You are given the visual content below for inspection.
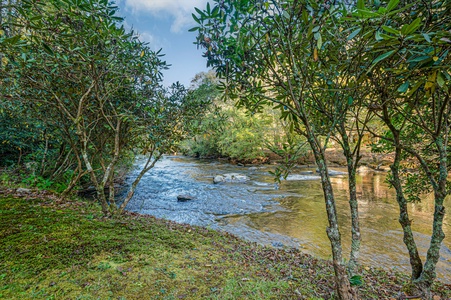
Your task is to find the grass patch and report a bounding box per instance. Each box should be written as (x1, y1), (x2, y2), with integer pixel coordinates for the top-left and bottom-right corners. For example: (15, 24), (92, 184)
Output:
(0, 192), (450, 299)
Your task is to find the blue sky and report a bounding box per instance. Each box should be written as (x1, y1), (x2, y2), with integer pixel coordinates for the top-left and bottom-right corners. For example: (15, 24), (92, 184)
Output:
(116, 0), (210, 87)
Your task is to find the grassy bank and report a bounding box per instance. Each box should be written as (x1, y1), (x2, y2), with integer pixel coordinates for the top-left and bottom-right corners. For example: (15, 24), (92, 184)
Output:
(1, 191), (450, 299)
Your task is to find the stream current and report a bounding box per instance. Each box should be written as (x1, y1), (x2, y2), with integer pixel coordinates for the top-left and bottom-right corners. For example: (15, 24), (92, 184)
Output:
(123, 155), (451, 283)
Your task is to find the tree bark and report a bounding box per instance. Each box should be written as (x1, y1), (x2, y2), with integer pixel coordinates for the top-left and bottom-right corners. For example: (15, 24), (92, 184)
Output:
(413, 138), (447, 297)
(390, 145), (423, 280)
(339, 124), (361, 273)
(308, 133), (357, 300)
(380, 103), (424, 280)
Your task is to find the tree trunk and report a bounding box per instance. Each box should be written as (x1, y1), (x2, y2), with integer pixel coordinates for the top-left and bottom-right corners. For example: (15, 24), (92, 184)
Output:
(309, 137), (357, 300)
(380, 104), (424, 280)
(61, 166), (85, 197)
(108, 168), (117, 213)
(39, 131), (49, 176)
(346, 159), (360, 273)
(413, 138), (447, 298)
(118, 152), (162, 214)
(80, 148), (109, 215)
(390, 145), (424, 280)
(339, 125), (361, 273)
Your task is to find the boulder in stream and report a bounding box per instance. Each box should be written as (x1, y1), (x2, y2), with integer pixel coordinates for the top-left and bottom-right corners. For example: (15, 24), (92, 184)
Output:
(213, 173), (250, 184)
(213, 175), (225, 184)
(177, 194), (195, 202)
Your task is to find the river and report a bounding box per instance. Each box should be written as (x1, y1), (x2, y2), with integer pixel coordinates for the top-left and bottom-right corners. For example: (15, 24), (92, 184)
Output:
(123, 155), (451, 283)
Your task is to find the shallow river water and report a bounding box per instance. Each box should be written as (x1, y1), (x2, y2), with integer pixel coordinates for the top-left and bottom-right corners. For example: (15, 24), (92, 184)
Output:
(123, 155), (451, 283)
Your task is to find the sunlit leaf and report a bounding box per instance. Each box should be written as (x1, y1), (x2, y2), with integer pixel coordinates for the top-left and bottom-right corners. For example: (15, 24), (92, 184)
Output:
(192, 13), (201, 24)
(357, 0), (365, 9)
(437, 73), (445, 87)
(397, 81), (409, 93)
(386, 0), (400, 12)
(347, 28), (361, 40)
(381, 25), (399, 35)
(316, 33), (323, 50)
(406, 81), (423, 96)
(372, 50), (395, 64)
(355, 9), (380, 17)
(402, 18), (421, 35)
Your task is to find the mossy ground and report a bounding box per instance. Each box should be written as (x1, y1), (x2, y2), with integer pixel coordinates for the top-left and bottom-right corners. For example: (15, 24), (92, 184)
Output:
(0, 190), (450, 299)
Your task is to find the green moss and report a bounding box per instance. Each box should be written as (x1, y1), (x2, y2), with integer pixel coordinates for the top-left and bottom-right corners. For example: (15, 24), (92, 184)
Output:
(0, 195), (450, 299)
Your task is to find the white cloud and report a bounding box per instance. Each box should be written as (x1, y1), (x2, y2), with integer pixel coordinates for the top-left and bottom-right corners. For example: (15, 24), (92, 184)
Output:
(123, 0), (209, 32)
(122, 19), (167, 51)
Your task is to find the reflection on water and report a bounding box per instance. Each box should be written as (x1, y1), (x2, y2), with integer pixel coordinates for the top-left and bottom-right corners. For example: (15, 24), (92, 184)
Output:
(123, 156), (451, 283)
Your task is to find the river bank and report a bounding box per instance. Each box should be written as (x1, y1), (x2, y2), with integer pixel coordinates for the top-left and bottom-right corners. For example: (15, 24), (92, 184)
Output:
(224, 147), (394, 172)
(1, 190), (450, 299)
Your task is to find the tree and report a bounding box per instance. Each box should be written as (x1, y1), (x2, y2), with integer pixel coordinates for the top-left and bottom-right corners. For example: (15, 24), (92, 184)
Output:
(0, 0), (208, 215)
(353, 0), (450, 297)
(191, 1), (373, 298)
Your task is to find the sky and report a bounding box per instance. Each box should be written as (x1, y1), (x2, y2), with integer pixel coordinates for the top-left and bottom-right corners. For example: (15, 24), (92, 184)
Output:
(116, 0), (211, 87)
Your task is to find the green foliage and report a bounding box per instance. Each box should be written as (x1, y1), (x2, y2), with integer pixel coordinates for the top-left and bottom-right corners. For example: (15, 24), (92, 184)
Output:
(0, 172), (12, 185)
(21, 174), (53, 190)
(0, 101), (46, 166)
(349, 0), (451, 289)
(268, 135), (309, 183)
(0, 0), (208, 212)
(183, 72), (308, 162)
(216, 110), (268, 161)
(182, 104), (269, 161)
(349, 275), (363, 286)
(191, 0), (451, 293)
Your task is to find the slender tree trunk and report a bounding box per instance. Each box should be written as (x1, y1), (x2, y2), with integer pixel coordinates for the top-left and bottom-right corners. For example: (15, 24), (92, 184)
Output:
(118, 152), (162, 214)
(380, 103), (424, 280)
(389, 145), (423, 279)
(413, 138), (447, 297)
(307, 133), (356, 300)
(61, 164), (81, 197)
(108, 166), (117, 212)
(96, 121), (121, 214)
(339, 125), (361, 273)
(17, 147), (22, 165)
(39, 130), (49, 176)
(345, 156), (360, 272)
(81, 149), (109, 215)
(78, 131), (109, 215)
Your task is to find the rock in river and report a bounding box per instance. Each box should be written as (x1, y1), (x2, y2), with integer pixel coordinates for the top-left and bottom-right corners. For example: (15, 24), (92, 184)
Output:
(177, 194), (195, 202)
(213, 173), (250, 184)
(213, 175), (225, 184)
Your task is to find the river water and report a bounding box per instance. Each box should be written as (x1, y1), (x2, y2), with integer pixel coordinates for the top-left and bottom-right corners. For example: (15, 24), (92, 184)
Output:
(123, 155), (451, 283)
